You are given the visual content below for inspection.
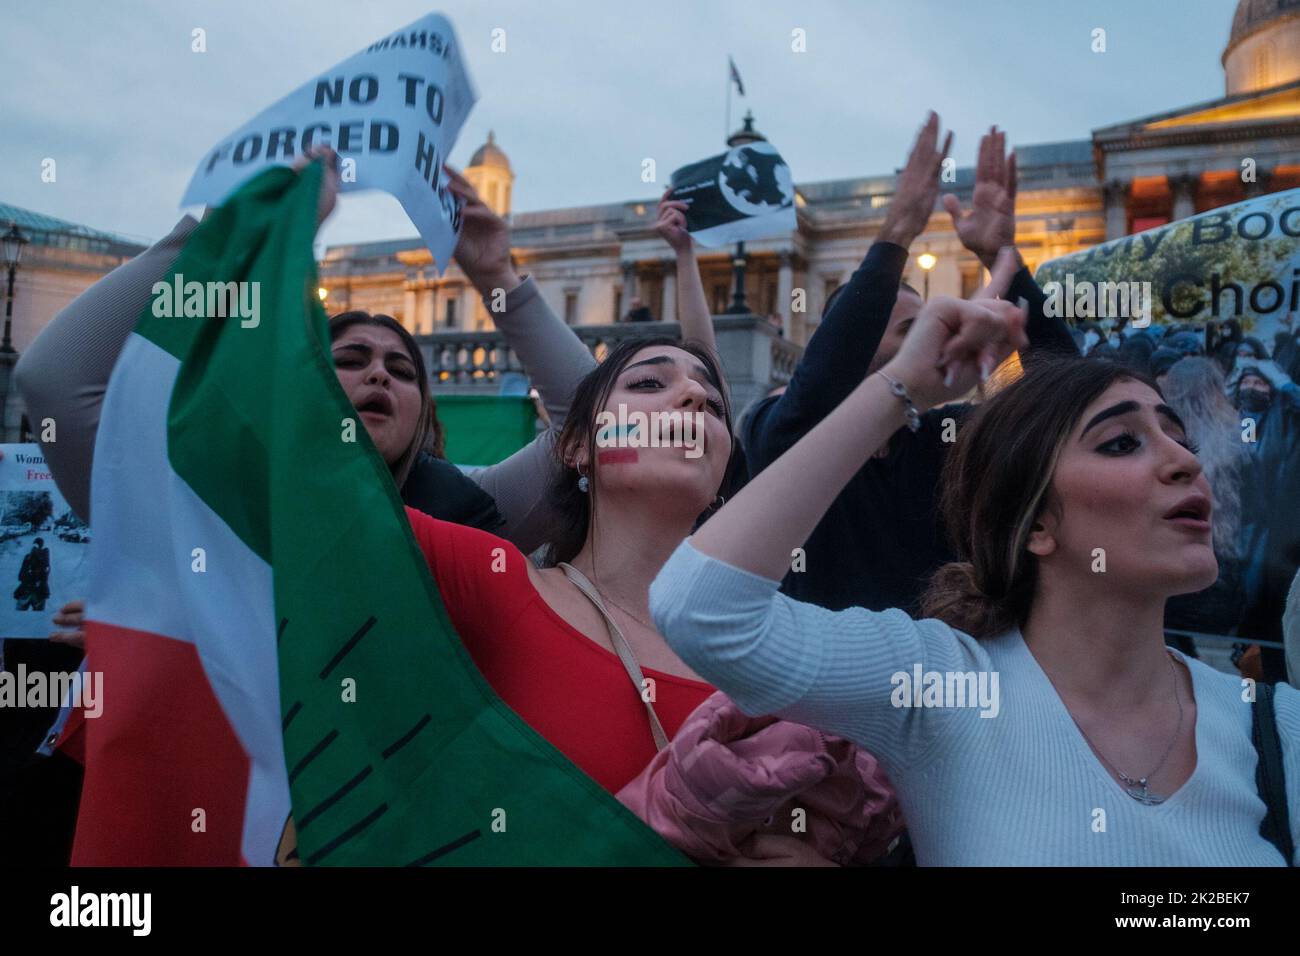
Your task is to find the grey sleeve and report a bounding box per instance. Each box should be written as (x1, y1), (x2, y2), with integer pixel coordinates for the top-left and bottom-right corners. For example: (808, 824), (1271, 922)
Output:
(489, 276), (596, 427)
(14, 215), (199, 521)
(462, 276), (597, 555)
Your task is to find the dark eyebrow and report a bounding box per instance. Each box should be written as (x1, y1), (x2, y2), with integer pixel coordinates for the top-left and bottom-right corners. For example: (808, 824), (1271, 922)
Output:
(623, 355), (674, 373)
(624, 354), (722, 394)
(1080, 400), (1187, 438)
(332, 342), (415, 365)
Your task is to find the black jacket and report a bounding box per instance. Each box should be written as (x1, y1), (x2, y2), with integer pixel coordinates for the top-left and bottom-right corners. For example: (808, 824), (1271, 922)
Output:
(401, 452), (506, 535)
(741, 241), (1075, 614)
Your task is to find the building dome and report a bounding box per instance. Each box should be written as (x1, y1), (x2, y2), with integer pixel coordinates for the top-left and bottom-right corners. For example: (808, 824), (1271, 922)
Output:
(468, 131), (511, 172)
(1223, 0), (1300, 94)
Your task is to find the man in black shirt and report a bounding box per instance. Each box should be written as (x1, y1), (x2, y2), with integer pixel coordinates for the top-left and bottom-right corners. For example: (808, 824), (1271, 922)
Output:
(742, 115), (1075, 614)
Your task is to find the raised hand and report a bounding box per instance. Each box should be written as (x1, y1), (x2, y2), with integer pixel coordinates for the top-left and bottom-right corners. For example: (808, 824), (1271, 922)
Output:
(879, 111), (953, 249)
(292, 146), (340, 227)
(943, 127), (1018, 270)
(444, 164), (521, 295)
(654, 188), (693, 255)
(882, 247), (1028, 409)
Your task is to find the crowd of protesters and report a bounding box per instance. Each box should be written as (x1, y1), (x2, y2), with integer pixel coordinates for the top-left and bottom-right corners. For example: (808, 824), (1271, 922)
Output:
(2, 112), (1298, 867)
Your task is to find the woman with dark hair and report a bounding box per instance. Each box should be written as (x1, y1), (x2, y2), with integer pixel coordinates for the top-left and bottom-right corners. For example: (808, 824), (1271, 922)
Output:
(651, 254), (1300, 865)
(325, 308), (503, 532)
(405, 334), (736, 791)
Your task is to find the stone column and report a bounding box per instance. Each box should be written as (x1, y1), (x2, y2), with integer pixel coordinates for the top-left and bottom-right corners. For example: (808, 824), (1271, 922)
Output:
(1102, 179), (1131, 240)
(426, 286), (441, 332)
(416, 287), (434, 334)
(776, 251), (795, 339)
(462, 284), (479, 331)
(620, 260), (637, 318)
(402, 288), (418, 332)
(1169, 173), (1198, 222)
(660, 260), (677, 324)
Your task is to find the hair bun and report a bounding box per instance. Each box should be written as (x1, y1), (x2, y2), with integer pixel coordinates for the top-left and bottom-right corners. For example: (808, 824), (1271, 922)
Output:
(920, 561), (1012, 640)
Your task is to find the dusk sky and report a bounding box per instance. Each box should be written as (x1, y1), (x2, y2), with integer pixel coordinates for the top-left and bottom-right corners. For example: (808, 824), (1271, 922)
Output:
(2, 0), (1241, 250)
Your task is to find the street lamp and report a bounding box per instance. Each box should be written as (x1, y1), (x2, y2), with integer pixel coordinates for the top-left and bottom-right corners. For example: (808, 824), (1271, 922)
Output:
(2, 222), (30, 354)
(725, 111), (765, 315)
(917, 251), (937, 301)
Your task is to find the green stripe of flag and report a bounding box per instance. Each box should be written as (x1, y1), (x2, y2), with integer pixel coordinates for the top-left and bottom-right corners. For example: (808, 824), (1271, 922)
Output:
(135, 165), (689, 865)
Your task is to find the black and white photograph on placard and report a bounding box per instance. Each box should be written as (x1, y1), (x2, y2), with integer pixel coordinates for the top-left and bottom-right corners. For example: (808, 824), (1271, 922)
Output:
(669, 141), (796, 247)
(0, 446), (90, 638)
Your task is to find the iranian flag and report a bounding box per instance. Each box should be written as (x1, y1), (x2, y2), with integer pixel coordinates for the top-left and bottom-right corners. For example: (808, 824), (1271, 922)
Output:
(73, 164), (687, 866)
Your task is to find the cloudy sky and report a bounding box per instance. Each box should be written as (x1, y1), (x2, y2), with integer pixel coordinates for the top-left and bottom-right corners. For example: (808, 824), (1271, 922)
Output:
(2, 0), (1240, 249)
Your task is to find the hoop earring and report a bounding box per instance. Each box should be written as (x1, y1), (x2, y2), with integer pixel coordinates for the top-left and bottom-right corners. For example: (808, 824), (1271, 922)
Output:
(710, 494), (726, 512)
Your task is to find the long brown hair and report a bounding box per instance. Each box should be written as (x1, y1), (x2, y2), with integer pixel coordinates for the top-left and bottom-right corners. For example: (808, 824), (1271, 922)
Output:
(545, 336), (738, 565)
(328, 311), (432, 490)
(920, 356), (1161, 639)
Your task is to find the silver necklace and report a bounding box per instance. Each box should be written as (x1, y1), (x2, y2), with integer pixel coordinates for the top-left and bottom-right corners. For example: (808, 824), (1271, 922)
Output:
(1070, 654), (1185, 806)
(568, 563), (656, 631)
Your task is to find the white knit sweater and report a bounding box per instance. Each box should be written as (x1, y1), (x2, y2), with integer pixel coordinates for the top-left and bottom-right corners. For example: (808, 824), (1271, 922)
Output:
(651, 539), (1300, 866)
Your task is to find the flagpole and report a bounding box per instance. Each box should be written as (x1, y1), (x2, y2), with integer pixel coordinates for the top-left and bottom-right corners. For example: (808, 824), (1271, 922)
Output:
(725, 59), (731, 142)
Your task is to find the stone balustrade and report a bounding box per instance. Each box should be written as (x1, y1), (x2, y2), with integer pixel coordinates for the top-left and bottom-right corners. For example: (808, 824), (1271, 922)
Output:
(419, 314), (802, 416)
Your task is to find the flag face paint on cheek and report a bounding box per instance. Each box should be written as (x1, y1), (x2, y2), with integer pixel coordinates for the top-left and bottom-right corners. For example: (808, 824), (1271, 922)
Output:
(598, 449), (639, 465)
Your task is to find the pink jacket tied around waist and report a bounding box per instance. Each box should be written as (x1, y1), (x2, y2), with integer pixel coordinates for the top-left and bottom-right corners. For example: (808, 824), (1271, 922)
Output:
(618, 691), (904, 865)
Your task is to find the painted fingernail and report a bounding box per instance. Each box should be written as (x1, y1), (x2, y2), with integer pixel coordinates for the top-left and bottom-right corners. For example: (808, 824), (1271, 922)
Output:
(943, 367), (955, 388)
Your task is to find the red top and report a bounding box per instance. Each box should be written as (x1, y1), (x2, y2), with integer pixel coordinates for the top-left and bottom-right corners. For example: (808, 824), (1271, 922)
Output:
(406, 508), (715, 794)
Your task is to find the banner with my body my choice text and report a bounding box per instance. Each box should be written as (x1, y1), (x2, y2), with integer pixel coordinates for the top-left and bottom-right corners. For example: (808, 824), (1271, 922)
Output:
(181, 11), (476, 272)
(1036, 187), (1300, 343)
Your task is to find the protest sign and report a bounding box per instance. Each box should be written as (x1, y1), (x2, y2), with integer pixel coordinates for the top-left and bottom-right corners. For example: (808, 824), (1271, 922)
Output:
(1036, 187), (1300, 342)
(0, 445), (89, 638)
(669, 141), (796, 247)
(181, 12), (476, 271)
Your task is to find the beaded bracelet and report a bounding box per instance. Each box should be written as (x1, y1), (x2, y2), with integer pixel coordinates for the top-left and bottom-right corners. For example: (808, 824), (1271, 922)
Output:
(875, 370), (922, 432)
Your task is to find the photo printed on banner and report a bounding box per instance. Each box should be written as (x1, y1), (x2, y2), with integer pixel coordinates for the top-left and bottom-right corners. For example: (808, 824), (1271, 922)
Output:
(0, 445), (89, 638)
(669, 141), (796, 247)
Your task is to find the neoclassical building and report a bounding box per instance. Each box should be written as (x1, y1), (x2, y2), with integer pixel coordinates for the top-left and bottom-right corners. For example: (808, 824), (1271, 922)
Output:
(319, 0), (1300, 351)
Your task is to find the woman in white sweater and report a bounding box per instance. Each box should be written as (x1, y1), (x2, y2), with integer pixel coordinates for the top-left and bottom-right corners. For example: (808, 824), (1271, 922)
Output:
(651, 250), (1300, 865)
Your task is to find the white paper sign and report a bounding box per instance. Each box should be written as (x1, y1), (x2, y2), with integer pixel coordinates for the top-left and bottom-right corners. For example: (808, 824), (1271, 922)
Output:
(181, 12), (477, 271)
(0, 445), (90, 639)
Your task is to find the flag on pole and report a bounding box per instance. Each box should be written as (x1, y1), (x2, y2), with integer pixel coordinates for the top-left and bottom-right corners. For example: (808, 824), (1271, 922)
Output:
(728, 56), (746, 96)
(71, 164), (689, 867)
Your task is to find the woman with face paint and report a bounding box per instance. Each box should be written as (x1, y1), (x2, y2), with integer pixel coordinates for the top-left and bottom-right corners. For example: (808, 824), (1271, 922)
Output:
(404, 334), (737, 793)
(651, 251), (1300, 865)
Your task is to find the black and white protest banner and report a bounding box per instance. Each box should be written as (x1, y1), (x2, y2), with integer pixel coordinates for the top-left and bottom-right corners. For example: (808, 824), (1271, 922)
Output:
(1036, 187), (1300, 341)
(0, 445), (89, 638)
(669, 141), (796, 247)
(181, 12), (476, 271)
